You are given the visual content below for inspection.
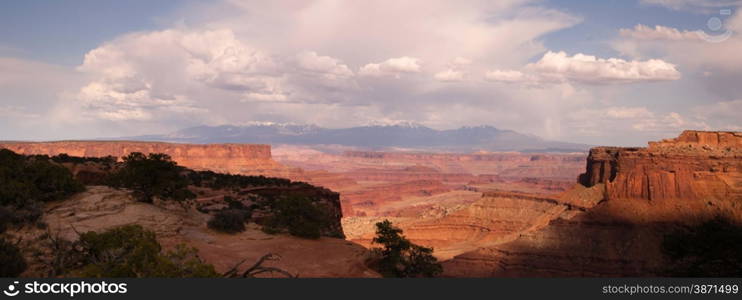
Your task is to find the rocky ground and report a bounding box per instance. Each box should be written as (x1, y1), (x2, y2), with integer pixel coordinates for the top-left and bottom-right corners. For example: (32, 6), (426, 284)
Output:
(11, 186), (378, 278)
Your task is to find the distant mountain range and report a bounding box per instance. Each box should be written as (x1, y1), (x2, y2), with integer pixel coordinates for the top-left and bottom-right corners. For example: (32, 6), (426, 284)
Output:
(118, 123), (590, 152)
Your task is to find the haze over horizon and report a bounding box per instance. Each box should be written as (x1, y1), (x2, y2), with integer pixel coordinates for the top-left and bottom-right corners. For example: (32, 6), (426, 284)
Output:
(1, 0), (741, 146)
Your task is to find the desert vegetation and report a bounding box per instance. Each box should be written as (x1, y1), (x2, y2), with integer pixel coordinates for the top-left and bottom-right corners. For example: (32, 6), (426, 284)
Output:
(0, 149), (84, 226)
(369, 220), (442, 277)
(50, 153), (117, 166)
(188, 170), (295, 190)
(0, 237), (27, 277)
(260, 195), (333, 239)
(106, 152), (195, 203)
(35, 224), (296, 278)
(0, 149), (85, 276)
(72, 225), (220, 277)
(208, 209), (250, 234)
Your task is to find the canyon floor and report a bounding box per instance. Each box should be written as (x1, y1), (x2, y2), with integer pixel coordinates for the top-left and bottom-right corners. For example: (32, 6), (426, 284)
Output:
(271, 146), (587, 261)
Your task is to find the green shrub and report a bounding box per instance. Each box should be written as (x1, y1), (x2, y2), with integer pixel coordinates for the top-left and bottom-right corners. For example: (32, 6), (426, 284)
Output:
(188, 171), (294, 190)
(207, 210), (249, 234)
(261, 196), (326, 239)
(107, 152), (194, 203)
(76, 225), (218, 278)
(51, 153), (117, 165)
(371, 220), (442, 278)
(0, 149), (84, 205)
(0, 149), (83, 227)
(0, 238), (27, 277)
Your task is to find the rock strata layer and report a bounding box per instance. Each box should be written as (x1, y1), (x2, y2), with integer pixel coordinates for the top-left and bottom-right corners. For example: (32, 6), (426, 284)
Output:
(444, 131), (742, 277)
(0, 141), (285, 176)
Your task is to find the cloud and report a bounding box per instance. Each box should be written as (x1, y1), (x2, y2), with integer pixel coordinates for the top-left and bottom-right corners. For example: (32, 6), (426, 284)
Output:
(0, 57), (89, 140)
(485, 69), (535, 83)
(619, 24), (703, 41)
(359, 56), (422, 77)
(613, 14), (742, 99)
(691, 99), (742, 130)
(434, 69), (464, 82)
(603, 106), (655, 119)
(9, 0), (723, 145)
(73, 28), (292, 121)
(561, 106), (714, 145)
(294, 51), (353, 80)
(640, 0), (742, 12)
(693, 98), (742, 119)
(451, 57), (472, 66)
(486, 51), (681, 85)
(0, 105), (41, 119)
(72, 0), (581, 139)
(631, 112), (711, 132)
(530, 51), (681, 84)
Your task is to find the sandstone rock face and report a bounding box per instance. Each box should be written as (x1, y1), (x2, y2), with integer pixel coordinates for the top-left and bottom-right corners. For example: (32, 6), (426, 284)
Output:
(395, 190), (585, 259)
(0, 141), (285, 176)
(345, 185), (605, 260)
(443, 131), (742, 277)
(343, 180), (451, 214)
(18, 186), (377, 278)
(579, 130), (742, 203)
(340, 151), (585, 179)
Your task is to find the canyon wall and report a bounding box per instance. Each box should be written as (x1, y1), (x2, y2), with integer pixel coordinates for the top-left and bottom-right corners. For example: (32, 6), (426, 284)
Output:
(443, 131), (742, 277)
(0, 141), (287, 176)
(274, 146), (586, 218)
(579, 130), (741, 206)
(341, 151), (585, 179)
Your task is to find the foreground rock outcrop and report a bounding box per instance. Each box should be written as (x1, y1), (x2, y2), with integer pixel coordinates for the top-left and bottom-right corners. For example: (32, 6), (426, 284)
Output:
(18, 186), (376, 278)
(443, 131), (742, 277)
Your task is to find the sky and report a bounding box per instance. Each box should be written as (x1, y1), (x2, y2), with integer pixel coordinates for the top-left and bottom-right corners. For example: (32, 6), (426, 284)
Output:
(1, 0), (741, 146)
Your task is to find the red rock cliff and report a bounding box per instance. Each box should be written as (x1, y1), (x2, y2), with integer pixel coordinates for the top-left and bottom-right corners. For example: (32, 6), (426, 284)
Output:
(443, 131), (742, 277)
(0, 141), (287, 176)
(579, 130), (742, 202)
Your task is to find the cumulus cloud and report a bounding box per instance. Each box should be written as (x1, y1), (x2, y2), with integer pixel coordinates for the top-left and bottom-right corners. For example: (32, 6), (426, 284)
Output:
(294, 51), (353, 79)
(74, 29), (281, 121)
(485, 69), (535, 83)
(530, 51), (681, 84)
(613, 13), (742, 100)
(7, 0), (724, 145)
(640, 0), (742, 12)
(486, 51), (681, 85)
(61, 0), (582, 139)
(71, 28), (367, 122)
(434, 69), (464, 82)
(359, 56), (422, 78)
(619, 24), (703, 41)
